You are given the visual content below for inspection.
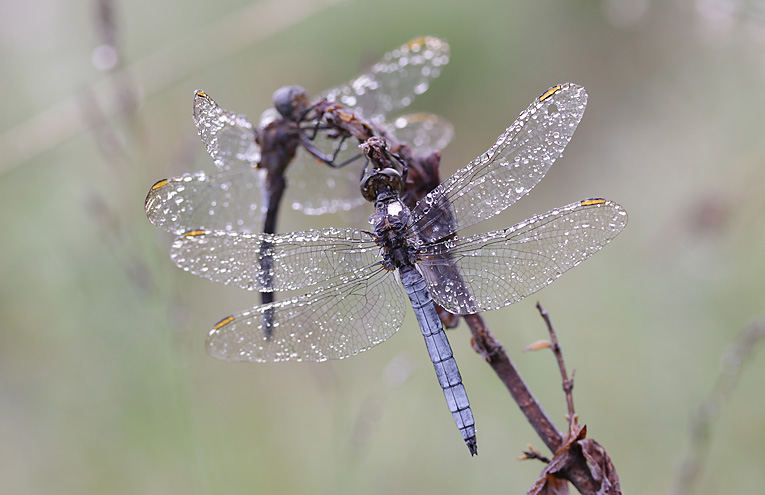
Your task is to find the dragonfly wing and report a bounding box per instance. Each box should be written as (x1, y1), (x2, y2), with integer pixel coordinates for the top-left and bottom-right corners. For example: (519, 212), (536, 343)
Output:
(145, 90), (265, 234)
(283, 36), (451, 216)
(384, 112), (454, 155)
(411, 83), (588, 243)
(171, 228), (380, 291)
(206, 266), (407, 362)
(193, 90), (260, 172)
(145, 167), (266, 234)
(283, 147), (368, 215)
(419, 199), (628, 314)
(322, 36), (450, 125)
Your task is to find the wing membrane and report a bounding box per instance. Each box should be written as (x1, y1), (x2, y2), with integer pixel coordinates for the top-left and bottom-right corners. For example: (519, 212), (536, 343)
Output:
(145, 168), (265, 234)
(206, 267), (406, 362)
(171, 228), (379, 292)
(411, 83), (588, 242)
(283, 149), (368, 215)
(145, 91), (265, 233)
(419, 199), (628, 314)
(322, 36), (450, 126)
(192, 90), (261, 172)
(288, 36), (452, 215)
(385, 112), (454, 155)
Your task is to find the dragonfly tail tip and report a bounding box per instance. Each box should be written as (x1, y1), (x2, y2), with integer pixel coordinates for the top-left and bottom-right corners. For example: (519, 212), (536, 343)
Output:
(468, 439), (478, 456)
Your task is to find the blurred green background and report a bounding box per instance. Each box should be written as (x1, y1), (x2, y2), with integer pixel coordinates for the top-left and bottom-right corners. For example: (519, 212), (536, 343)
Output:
(2, 0), (764, 493)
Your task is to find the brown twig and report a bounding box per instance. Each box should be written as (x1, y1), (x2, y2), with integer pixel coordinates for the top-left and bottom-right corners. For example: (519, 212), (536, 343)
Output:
(536, 302), (578, 441)
(465, 310), (622, 494)
(521, 445), (551, 464)
(464, 313), (564, 452)
(525, 305), (623, 495)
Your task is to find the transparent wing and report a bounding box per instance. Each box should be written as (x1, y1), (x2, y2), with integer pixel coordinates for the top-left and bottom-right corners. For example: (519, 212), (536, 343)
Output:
(283, 150), (368, 215)
(384, 112), (454, 155)
(293, 36), (449, 213)
(206, 266), (407, 362)
(285, 112), (453, 215)
(170, 228), (379, 291)
(419, 199), (628, 314)
(192, 90), (260, 172)
(322, 36), (450, 126)
(144, 168), (265, 234)
(145, 90), (265, 234)
(411, 83), (588, 243)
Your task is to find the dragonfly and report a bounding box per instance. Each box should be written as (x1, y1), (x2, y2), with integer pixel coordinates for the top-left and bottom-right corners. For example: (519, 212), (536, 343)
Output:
(169, 83), (628, 455)
(144, 35), (452, 237)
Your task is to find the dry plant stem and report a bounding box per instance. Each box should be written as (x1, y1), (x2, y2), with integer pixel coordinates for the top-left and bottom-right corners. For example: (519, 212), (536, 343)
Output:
(466, 310), (621, 494)
(463, 313), (563, 452)
(522, 446), (551, 464)
(536, 302), (578, 440)
(672, 316), (765, 495)
(0, 0), (343, 175)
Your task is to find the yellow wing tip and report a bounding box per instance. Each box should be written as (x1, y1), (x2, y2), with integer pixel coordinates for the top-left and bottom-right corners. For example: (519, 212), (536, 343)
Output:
(213, 315), (235, 331)
(182, 229), (208, 237)
(145, 179), (169, 208)
(581, 198), (607, 206)
(538, 84), (563, 101)
(406, 36), (445, 50)
(149, 178), (169, 191)
(407, 36), (428, 48)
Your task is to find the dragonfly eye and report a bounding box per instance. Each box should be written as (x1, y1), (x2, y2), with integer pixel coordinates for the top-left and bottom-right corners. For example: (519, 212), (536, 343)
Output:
(273, 85), (310, 121)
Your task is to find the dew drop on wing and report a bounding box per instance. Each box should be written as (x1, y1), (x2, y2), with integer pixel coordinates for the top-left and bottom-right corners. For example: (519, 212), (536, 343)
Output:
(414, 82), (429, 94)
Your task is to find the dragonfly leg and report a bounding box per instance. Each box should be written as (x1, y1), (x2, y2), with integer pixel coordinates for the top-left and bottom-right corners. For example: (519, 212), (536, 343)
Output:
(297, 133), (363, 168)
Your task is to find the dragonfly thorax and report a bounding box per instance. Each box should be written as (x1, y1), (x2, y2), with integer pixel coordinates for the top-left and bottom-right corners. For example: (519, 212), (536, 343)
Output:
(256, 118), (301, 176)
(370, 197), (418, 270)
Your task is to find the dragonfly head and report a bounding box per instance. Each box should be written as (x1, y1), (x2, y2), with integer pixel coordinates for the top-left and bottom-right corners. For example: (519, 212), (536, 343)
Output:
(273, 85), (311, 121)
(360, 167), (403, 202)
(360, 137), (405, 202)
